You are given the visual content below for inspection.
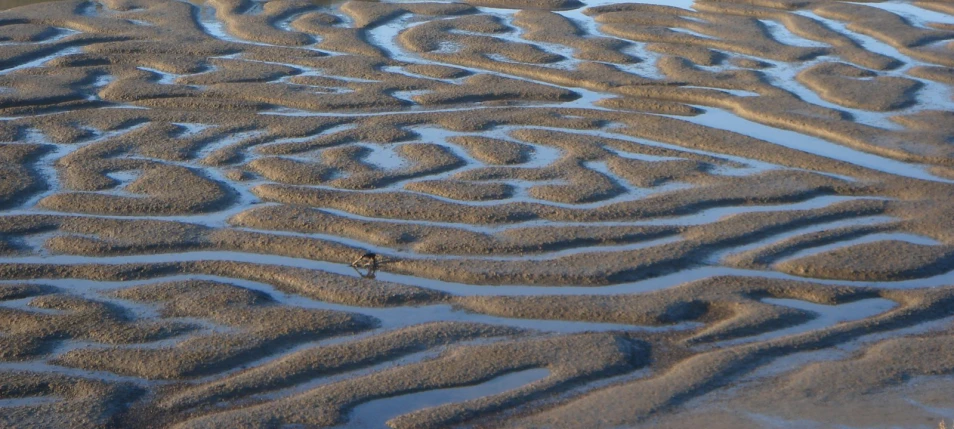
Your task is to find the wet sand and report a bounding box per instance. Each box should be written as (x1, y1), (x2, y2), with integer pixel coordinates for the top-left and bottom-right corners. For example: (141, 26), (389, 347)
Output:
(1, 0), (954, 428)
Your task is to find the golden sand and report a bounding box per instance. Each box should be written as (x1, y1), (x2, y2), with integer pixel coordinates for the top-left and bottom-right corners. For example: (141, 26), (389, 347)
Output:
(1, 0), (954, 427)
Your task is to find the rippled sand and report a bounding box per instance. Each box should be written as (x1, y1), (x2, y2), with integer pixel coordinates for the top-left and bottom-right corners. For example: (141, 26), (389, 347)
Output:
(1, 0), (954, 427)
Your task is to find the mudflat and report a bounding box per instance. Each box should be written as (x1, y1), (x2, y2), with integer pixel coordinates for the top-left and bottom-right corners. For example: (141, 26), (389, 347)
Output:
(1, 0), (954, 428)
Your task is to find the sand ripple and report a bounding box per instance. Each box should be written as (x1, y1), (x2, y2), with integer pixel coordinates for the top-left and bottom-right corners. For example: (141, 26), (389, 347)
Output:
(1, 0), (954, 427)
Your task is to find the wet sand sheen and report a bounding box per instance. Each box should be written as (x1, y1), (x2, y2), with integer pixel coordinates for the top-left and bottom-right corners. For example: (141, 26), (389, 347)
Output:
(0, 0), (61, 10)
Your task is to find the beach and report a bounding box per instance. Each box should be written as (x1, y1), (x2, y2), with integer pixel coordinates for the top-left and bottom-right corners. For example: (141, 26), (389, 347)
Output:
(1, 0), (954, 427)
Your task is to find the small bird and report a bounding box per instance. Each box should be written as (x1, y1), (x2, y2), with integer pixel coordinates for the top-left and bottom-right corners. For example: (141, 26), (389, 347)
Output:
(351, 252), (380, 279)
(351, 252), (378, 269)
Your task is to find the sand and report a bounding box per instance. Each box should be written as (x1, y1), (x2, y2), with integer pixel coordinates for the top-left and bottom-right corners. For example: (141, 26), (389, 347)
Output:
(0, 0), (953, 428)
(0, 143), (47, 209)
(797, 61), (922, 111)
